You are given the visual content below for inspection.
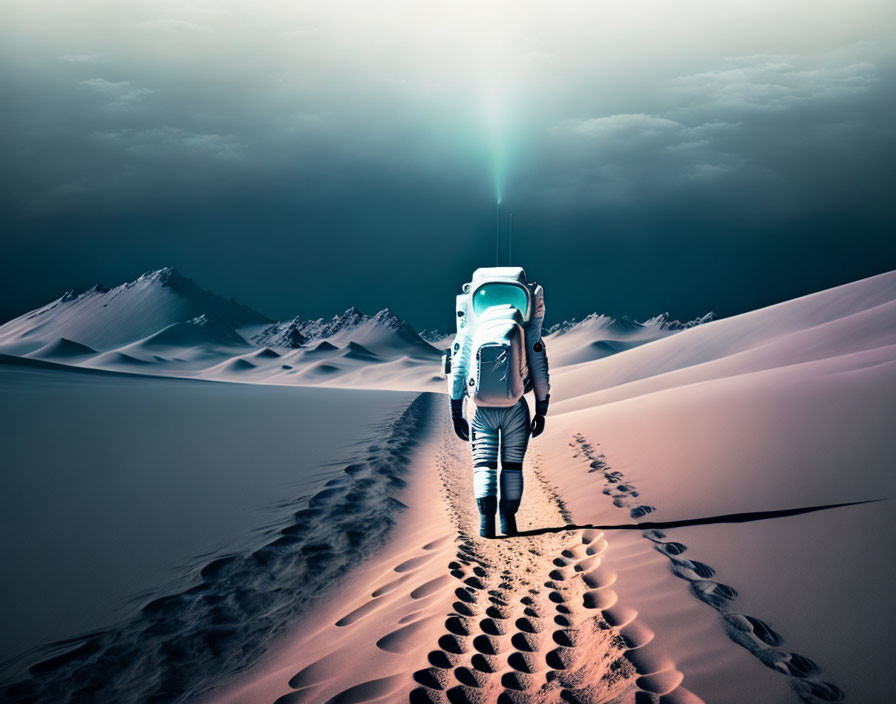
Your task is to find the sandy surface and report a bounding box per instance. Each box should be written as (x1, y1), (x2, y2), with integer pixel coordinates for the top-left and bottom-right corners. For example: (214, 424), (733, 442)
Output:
(212, 404), (704, 704)
(1, 270), (893, 703)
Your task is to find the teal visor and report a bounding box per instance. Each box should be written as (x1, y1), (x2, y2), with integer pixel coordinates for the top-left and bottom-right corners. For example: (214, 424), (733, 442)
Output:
(472, 283), (530, 319)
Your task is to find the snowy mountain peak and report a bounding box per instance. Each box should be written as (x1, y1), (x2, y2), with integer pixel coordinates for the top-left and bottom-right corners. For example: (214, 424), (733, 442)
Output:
(548, 311), (716, 336)
(371, 308), (411, 331)
(642, 311), (717, 330)
(248, 305), (437, 359)
(137, 266), (183, 286)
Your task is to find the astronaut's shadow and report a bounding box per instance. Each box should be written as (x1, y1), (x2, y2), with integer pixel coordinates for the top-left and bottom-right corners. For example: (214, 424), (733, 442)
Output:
(509, 498), (881, 538)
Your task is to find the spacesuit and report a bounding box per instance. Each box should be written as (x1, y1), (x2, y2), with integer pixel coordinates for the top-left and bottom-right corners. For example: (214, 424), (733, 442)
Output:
(447, 267), (551, 538)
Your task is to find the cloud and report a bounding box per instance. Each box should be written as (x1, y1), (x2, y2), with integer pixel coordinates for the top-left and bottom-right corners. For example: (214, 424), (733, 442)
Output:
(80, 78), (154, 107)
(554, 114), (682, 140)
(98, 127), (243, 159)
(59, 53), (102, 63)
(671, 55), (877, 112)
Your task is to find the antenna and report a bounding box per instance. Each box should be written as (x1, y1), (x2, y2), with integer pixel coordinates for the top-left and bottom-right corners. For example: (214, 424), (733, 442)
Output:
(509, 213), (513, 265)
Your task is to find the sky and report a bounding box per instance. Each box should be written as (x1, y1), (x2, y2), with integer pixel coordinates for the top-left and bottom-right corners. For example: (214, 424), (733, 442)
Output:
(1, 0), (894, 331)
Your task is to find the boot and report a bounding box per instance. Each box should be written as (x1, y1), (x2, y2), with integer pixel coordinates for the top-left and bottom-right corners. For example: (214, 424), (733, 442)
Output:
(477, 496), (497, 538)
(499, 500), (519, 536)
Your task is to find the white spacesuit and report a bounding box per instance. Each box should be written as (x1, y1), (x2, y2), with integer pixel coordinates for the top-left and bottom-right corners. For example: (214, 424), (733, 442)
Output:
(447, 267), (551, 538)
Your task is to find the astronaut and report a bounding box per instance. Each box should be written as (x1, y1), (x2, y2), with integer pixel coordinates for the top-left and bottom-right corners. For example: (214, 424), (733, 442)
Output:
(446, 267), (551, 538)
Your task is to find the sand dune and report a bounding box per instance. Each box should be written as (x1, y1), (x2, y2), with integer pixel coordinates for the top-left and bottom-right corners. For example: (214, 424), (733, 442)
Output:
(1, 270), (892, 702)
(26, 337), (98, 360)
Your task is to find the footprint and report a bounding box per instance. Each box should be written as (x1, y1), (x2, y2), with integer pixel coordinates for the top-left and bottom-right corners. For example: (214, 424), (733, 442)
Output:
(372, 573), (411, 598)
(288, 650), (345, 688)
(583, 529), (605, 543)
(454, 666), (486, 688)
(584, 539), (607, 556)
(552, 629), (576, 647)
(513, 616), (541, 634)
(636, 669), (684, 695)
(689, 580), (737, 609)
(413, 668), (448, 690)
(619, 622), (655, 649)
(445, 685), (478, 704)
(775, 651), (820, 678)
(670, 559), (715, 581)
(583, 588), (617, 610)
(791, 679), (845, 702)
(335, 599), (382, 627)
(428, 650), (455, 669)
(455, 588), (476, 604)
(546, 647), (574, 670)
(464, 576), (486, 590)
(740, 615), (782, 647)
(486, 605), (510, 620)
(472, 634), (503, 655)
(395, 553), (436, 573)
(624, 641), (674, 674)
(438, 634), (467, 655)
(445, 616), (470, 636)
(411, 686), (440, 703)
(655, 541), (687, 556)
(574, 556), (598, 572)
(470, 653), (498, 673)
(507, 651), (537, 673)
(582, 566), (616, 589)
(411, 575), (453, 599)
(562, 546), (586, 560)
(480, 617), (506, 636)
(652, 686), (705, 704)
(501, 671), (529, 691)
(510, 632), (537, 652)
(602, 605), (638, 628)
(452, 601), (475, 617)
(327, 675), (405, 703)
(376, 620), (430, 654)
(422, 535), (453, 550)
(630, 505), (655, 519)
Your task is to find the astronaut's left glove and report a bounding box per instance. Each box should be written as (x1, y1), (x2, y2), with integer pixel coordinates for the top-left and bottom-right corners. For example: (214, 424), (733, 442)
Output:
(450, 399), (470, 441)
(531, 395), (549, 438)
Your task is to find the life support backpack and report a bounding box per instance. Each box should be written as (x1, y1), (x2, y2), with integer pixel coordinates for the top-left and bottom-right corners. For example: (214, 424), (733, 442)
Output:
(468, 306), (528, 407)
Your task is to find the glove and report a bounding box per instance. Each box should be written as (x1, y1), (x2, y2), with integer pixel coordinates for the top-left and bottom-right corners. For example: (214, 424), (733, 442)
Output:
(450, 399), (469, 441)
(531, 395), (549, 438)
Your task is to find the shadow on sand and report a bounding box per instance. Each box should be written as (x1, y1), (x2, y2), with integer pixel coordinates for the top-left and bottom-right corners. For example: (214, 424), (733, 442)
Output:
(513, 498), (884, 538)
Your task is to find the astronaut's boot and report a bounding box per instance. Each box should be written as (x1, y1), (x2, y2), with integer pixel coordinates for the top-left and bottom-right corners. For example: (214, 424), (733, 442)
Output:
(499, 499), (520, 536)
(476, 496), (497, 538)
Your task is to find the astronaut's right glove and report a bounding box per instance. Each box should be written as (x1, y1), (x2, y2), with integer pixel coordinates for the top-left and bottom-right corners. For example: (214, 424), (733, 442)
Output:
(530, 395), (549, 438)
(450, 399), (470, 441)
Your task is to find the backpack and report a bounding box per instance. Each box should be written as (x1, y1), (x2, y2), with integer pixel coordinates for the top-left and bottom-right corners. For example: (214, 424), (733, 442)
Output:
(469, 305), (528, 407)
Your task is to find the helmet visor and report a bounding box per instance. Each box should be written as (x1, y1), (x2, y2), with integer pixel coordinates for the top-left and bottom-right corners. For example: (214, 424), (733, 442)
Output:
(472, 283), (530, 319)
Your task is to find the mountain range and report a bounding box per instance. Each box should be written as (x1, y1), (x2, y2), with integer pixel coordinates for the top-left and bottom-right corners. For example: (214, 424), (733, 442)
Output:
(0, 267), (715, 386)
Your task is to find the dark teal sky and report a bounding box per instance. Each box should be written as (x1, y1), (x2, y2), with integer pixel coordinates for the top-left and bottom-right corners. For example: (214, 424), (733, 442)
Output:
(1, 1), (894, 331)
